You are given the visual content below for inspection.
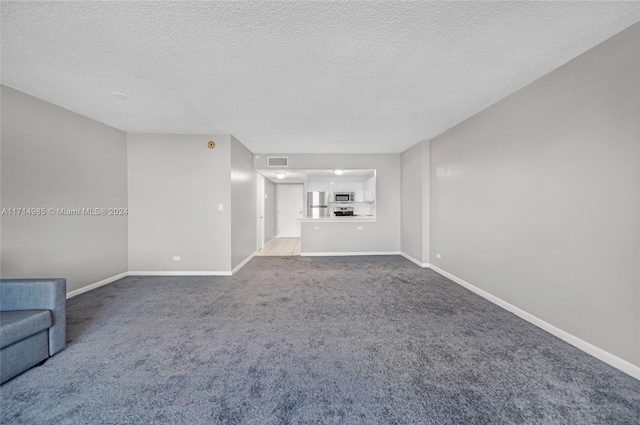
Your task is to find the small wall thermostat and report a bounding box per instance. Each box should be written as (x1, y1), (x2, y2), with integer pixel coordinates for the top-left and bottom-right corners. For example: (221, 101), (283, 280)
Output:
(208, 141), (216, 149)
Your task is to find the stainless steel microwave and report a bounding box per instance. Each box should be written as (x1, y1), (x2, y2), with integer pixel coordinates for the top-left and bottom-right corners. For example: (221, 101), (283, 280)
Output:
(334, 192), (355, 203)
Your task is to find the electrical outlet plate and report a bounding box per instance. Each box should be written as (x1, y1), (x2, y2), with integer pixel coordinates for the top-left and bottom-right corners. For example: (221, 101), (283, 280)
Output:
(173, 256), (181, 261)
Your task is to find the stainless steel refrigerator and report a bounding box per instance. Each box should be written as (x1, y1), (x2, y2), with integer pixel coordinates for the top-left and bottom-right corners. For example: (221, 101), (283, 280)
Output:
(307, 191), (328, 218)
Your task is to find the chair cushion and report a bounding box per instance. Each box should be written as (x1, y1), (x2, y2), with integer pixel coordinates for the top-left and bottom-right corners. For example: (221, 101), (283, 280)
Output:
(0, 310), (52, 349)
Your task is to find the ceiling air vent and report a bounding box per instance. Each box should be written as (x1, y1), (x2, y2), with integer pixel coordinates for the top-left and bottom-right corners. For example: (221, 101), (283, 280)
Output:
(268, 157), (289, 167)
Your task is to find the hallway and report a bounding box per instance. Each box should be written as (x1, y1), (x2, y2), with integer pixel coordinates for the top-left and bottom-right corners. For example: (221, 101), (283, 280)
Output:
(255, 237), (301, 256)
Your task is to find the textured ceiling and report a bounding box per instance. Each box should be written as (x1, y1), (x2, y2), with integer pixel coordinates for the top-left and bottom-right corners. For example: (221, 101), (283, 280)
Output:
(2, 2), (639, 154)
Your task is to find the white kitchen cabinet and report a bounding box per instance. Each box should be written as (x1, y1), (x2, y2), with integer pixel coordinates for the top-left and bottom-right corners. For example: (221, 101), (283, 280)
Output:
(363, 176), (376, 203)
(306, 171), (375, 205)
(308, 181), (329, 192)
(354, 182), (365, 202)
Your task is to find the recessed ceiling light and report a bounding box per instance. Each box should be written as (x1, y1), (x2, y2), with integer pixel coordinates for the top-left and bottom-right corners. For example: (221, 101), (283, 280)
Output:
(112, 91), (129, 100)
(275, 172), (287, 179)
(334, 169), (344, 175)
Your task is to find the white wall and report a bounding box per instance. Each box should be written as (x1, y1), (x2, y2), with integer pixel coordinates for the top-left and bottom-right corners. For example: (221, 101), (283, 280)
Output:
(127, 134), (232, 272)
(401, 140), (430, 264)
(1, 85), (128, 293)
(430, 23), (640, 367)
(264, 178), (276, 242)
(255, 154), (401, 253)
(230, 135), (257, 269)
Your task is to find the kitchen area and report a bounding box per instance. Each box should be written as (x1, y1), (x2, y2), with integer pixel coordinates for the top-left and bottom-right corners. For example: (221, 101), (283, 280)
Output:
(304, 169), (377, 220)
(255, 168), (378, 256)
(254, 168), (379, 255)
(254, 153), (401, 257)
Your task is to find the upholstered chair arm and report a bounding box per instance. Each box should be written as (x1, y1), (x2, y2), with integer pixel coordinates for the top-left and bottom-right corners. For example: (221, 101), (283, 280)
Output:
(0, 279), (66, 355)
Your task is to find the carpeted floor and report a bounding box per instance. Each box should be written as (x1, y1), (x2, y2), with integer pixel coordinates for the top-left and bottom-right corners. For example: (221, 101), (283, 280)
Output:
(1, 256), (639, 424)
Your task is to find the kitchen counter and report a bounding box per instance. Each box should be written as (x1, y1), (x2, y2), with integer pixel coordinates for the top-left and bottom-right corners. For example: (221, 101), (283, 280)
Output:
(299, 215), (377, 222)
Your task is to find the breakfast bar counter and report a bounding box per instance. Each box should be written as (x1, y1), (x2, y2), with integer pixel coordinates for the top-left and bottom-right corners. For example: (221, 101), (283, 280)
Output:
(299, 215), (377, 223)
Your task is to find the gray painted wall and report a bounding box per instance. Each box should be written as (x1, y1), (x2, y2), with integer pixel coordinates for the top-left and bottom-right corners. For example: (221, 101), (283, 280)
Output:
(264, 178), (276, 242)
(230, 136), (257, 269)
(401, 141), (430, 264)
(1, 85), (128, 293)
(254, 154), (401, 253)
(421, 141), (431, 265)
(430, 23), (640, 366)
(127, 134), (232, 272)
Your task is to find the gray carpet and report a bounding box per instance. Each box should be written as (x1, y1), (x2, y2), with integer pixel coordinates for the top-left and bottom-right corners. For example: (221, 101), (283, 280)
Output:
(1, 256), (639, 424)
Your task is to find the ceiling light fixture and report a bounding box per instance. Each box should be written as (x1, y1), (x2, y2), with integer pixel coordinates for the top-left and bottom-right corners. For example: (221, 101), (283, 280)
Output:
(334, 169), (344, 175)
(275, 172), (287, 179)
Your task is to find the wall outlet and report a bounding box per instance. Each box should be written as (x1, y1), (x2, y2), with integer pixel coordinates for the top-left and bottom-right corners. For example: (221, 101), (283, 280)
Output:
(173, 256), (181, 261)
(436, 253), (441, 259)
(357, 226), (363, 230)
(314, 226), (320, 230)
(218, 204), (224, 211)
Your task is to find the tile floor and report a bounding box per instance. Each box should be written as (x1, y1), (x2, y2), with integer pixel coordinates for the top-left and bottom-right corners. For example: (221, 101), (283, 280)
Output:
(255, 237), (301, 256)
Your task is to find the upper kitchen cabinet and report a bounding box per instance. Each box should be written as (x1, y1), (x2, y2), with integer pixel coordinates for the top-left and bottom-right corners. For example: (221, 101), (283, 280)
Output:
(306, 169), (376, 212)
(362, 175), (376, 203)
(307, 180), (330, 192)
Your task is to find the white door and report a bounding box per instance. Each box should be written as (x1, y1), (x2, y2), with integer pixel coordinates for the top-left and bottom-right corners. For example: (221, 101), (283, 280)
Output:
(277, 184), (303, 237)
(257, 174), (265, 250)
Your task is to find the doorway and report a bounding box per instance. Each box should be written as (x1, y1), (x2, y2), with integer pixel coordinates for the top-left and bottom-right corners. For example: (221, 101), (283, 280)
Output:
(277, 184), (303, 237)
(255, 237), (301, 256)
(256, 174), (265, 250)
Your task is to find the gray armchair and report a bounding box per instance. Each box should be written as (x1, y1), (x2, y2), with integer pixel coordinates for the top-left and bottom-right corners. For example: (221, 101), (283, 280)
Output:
(0, 278), (66, 384)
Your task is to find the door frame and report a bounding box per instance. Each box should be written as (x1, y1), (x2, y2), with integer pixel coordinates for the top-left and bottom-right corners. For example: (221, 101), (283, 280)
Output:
(256, 174), (265, 250)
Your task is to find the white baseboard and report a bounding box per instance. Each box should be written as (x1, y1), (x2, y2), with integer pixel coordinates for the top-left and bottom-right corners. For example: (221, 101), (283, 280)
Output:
(130, 253), (256, 277)
(301, 251), (401, 257)
(128, 271), (232, 276)
(68, 267), (241, 298)
(231, 252), (255, 275)
(66, 272), (129, 299)
(429, 264), (640, 380)
(400, 252), (430, 268)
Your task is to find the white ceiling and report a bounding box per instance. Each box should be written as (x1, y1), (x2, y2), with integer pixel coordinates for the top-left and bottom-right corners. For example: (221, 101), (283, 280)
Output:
(307, 170), (375, 178)
(258, 169), (308, 184)
(2, 2), (639, 154)
(257, 169), (375, 184)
